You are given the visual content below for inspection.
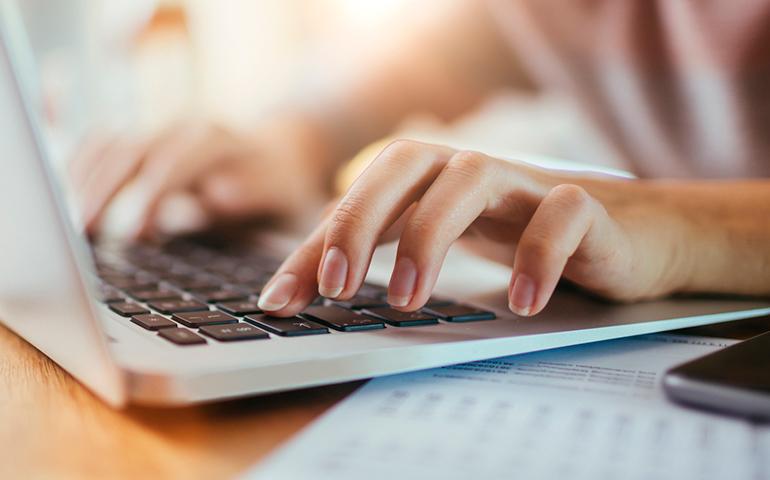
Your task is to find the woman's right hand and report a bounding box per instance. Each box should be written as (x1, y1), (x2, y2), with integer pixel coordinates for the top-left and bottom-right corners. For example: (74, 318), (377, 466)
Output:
(70, 117), (334, 239)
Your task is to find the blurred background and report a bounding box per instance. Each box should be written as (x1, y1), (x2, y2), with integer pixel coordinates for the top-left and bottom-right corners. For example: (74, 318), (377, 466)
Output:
(20, 0), (626, 175)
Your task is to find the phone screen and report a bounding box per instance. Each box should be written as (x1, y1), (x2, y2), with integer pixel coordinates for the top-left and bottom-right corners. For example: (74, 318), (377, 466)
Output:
(670, 332), (770, 394)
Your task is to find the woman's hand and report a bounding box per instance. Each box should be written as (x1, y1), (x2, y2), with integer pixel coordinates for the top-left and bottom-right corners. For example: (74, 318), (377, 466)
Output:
(257, 139), (694, 317)
(70, 117), (335, 238)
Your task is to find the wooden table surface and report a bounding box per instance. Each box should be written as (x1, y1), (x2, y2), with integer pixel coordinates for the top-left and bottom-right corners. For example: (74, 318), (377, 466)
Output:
(0, 323), (362, 479)
(4, 314), (769, 480)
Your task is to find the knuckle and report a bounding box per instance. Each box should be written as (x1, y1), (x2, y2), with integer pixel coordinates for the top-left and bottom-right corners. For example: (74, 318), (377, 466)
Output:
(520, 237), (562, 263)
(549, 184), (593, 211)
(446, 151), (491, 180)
(384, 138), (419, 153)
(404, 215), (440, 243)
(378, 139), (420, 167)
(329, 196), (370, 235)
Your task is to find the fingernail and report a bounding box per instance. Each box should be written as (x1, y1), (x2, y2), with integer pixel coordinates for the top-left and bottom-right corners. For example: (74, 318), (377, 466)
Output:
(319, 247), (348, 298)
(258, 273), (299, 311)
(388, 257), (417, 307)
(509, 273), (536, 316)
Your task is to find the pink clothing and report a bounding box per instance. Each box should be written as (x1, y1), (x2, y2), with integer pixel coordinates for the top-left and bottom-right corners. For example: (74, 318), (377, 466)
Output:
(488, 0), (770, 178)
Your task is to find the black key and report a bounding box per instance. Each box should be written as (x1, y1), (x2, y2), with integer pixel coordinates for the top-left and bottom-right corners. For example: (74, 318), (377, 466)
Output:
(240, 280), (268, 295)
(95, 265), (126, 277)
(164, 274), (222, 291)
(129, 288), (182, 302)
(149, 300), (209, 314)
(193, 288), (249, 303)
(108, 277), (158, 291)
(244, 315), (329, 337)
(362, 307), (439, 327)
(172, 310), (237, 328)
(216, 300), (262, 316)
(158, 328), (206, 345)
(332, 294), (389, 310)
(199, 323), (269, 342)
(425, 296), (453, 307)
(133, 256), (174, 272)
(228, 266), (269, 283)
(99, 273), (134, 285)
(357, 283), (388, 299)
(166, 262), (199, 276)
(131, 313), (177, 331)
(310, 296), (325, 306)
(97, 285), (123, 303)
(422, 304), (496, 323)
(109, 302), (150, 317)
(205, 257), (241, 275)
(302, 305), (385, 332)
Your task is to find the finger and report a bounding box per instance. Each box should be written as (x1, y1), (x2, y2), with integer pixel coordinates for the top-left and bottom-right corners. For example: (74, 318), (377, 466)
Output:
(128, 128), (238, 238)
(198, 171), (264, 217)
(257, 219), (328, 316)
(69, 133), (115, 193)
(316, 140), (454, 299)
(80, 139), (150, 233)
(387, 151), (501, 310)
(509, 184), (613, 316)
(260, 198), (420, 318)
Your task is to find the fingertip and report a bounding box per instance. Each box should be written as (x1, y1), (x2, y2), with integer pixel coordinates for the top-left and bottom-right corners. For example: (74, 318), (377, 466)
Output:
(259, 293), (313, 318)
(508, 272), (537, 317)
(387, 256), (417, 308)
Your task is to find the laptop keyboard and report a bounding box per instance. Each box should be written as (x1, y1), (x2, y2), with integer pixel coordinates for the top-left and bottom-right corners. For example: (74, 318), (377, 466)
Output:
(92, 241), (495, 347)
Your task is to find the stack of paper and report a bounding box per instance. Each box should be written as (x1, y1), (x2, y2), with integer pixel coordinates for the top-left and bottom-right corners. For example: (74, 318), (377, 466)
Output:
(247, 334), (770, 480)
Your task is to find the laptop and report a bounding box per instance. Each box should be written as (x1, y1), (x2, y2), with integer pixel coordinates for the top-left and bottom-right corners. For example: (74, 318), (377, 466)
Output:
(1, 1), (769, 408)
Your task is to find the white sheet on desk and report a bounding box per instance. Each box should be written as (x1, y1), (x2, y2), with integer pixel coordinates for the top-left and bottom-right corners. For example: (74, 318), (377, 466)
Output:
(246, 334), (770, 480)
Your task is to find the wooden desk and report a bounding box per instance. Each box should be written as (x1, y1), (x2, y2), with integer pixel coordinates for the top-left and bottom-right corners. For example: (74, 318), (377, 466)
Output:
(0, 324), (362, 479)
(5, 313), (769, 480)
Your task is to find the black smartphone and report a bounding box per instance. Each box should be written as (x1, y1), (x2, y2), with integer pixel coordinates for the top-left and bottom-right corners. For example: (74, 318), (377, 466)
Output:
(663, 332), (770, 420)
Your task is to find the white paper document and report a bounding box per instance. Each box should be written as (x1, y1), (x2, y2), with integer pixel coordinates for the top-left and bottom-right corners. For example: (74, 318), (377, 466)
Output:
(248, 334), (770, 480)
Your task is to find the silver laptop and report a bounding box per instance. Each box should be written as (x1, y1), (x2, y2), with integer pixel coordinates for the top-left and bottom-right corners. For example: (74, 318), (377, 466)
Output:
(1, 1), (769, 408)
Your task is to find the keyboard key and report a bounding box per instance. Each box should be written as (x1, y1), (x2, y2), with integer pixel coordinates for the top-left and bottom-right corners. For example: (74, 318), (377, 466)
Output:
(193, 288), (249, 303)
(158, 328), (206, 345)
(149, 300), (209, 314)
(107, 277), (158, 291)
(109, 302), (150, 317)
(129, 288), (182, 302)
(131, 314), (177, 331)
(422, 304), (496, 322)
(166, 262), (199, 276)
(199, 323), (269, 342)
(356, 283), (388, 299)
(172, 310), (237, 328)
(332, 294), (389, 310)
(95, 265), (127, 277)
(244, 315), (329, 337)
(425, 296), (453, 307)
(96, 285), (123, 303)
(362, 307), (439, 327)
(240, 280), (268, 295)
(302, 305), (385, 332)
(228, 266), (269, 283)
(216, 300), (262, 316)
(164, 274), (222, 291)
(98, 273), (134, 285)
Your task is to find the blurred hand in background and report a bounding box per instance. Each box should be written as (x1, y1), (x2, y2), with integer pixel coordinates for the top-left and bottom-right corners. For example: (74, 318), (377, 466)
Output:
(70, 116), (335, 238)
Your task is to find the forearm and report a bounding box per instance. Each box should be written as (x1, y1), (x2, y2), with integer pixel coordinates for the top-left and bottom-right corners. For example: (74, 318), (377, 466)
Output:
(650, 181), (770, 296)
(581, 177), (770, 297)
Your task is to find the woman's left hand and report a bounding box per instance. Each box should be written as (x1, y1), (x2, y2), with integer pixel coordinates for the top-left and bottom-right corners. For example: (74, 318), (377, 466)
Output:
(257, 140), (693, 317)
